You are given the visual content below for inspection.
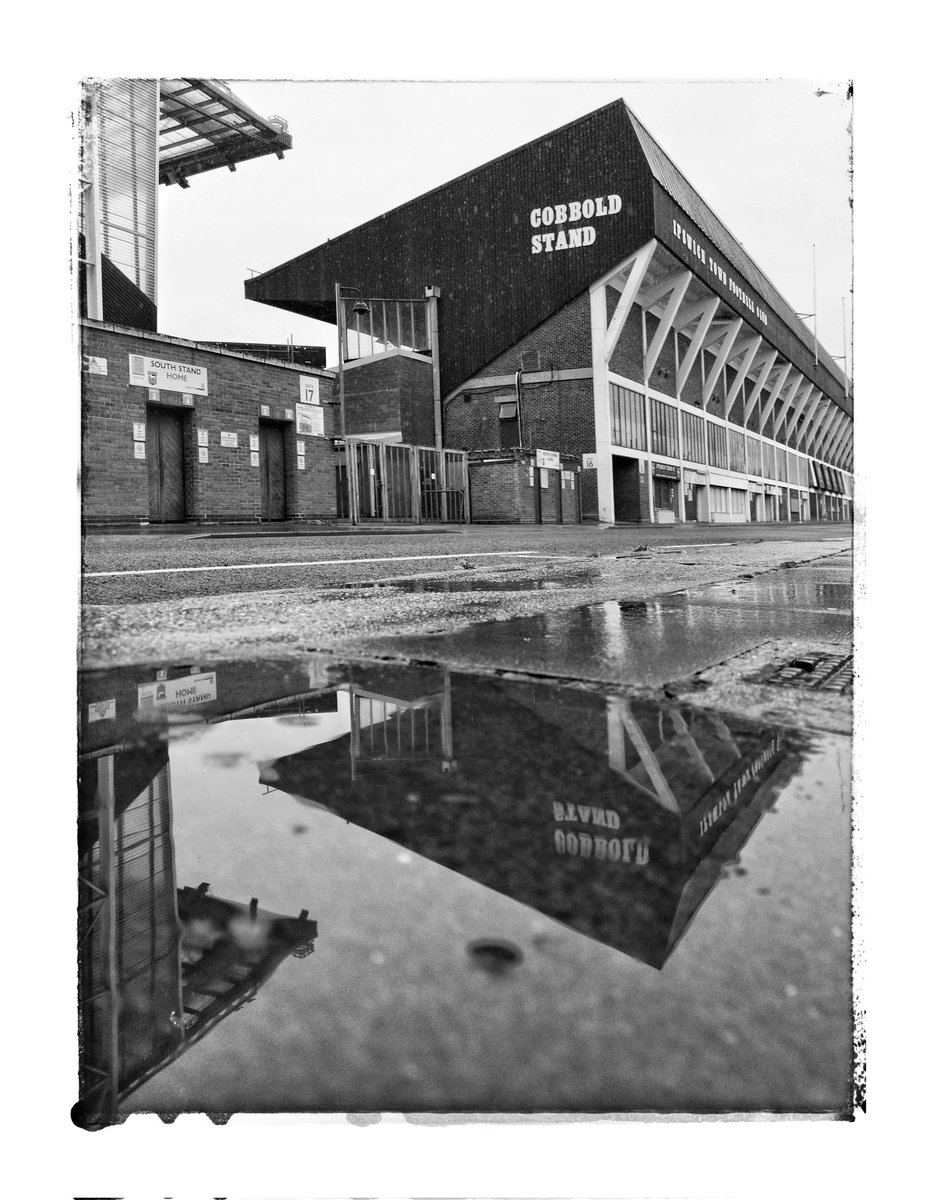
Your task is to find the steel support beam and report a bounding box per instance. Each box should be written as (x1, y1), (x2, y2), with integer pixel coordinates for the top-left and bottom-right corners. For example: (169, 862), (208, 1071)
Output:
(772, 374), (806, 443)
(826, 414), (851, 464)
(643, 270), (692, 379)
(725, 334), (762, 420)
(674, 295), (719, 396)
(758, 361), (793, 429)
(810, 405), (839, 456)
(776, 380), (813, 445)
(742, 348), (779, 424)
(813, 407), (844, 460)
(803, 403), (833, 456)
(794, 388), (823, 448)
(602, 241), (657, 365)
(702, 319), (742, 409)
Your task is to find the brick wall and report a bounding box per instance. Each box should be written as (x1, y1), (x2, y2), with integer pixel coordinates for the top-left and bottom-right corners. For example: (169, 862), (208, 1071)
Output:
(445, 294), (598, 517)
(397, 355), (437, 446)
(468, 450), (581, 524)
(608, 303), (644, 382)
(82, 322), (339, 525)
(470, 292), (593, 377)
(343, 353), (436, 446)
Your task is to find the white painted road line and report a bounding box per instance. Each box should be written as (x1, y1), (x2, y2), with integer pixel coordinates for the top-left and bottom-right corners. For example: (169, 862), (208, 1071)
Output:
(85, 550), (545, 579)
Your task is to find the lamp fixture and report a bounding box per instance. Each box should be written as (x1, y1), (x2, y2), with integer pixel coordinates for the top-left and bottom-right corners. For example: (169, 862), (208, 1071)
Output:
(339, 284), (370, 316)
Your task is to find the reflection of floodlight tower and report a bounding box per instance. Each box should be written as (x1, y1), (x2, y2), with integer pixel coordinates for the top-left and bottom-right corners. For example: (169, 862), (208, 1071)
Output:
(76, 743), (316, 1128)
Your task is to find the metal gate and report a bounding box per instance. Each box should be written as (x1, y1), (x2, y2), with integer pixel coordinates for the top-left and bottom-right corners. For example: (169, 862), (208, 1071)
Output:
(345, 438), (469, 525)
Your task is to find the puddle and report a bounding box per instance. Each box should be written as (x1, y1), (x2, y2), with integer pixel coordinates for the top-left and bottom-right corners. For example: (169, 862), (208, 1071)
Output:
(76, 657), (852, 1122)
(336, 570), (598, 595)
(379, 576), (853, 686)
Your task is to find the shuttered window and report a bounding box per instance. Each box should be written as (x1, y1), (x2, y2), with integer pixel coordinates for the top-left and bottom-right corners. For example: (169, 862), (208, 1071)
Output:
(747, 436), (762, 475)
(682, 410), (706, 464)
(729, 428), (747, 473)
(708, 422), (729, 469)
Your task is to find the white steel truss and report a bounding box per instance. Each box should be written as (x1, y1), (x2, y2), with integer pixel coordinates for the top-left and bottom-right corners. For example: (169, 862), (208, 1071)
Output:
(701, 318), (742, 409)
(758, 361), (793, 429)
(742, 348), (779, 424)
(601, 241), (658, 365)
(725, 334), (762, 415)
(771, 373), (806, 443)
(674, 296), (719, 396)
(643, 270), (692, 378)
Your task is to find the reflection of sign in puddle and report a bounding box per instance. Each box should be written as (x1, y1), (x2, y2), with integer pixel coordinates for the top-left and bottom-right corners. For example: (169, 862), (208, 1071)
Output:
(138, 671), (218, 710)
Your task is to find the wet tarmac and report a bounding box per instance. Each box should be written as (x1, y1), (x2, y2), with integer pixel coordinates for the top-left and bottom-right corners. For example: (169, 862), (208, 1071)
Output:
(334, 569), (599, 595)
(373, 564), (853, 687)
(76, 655), (853, 1122)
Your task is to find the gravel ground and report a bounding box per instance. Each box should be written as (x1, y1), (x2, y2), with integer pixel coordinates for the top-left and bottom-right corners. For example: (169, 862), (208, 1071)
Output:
(81, 531), (850, 668)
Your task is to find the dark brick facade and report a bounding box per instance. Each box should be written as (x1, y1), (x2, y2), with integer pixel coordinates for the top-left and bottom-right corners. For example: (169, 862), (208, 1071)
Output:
(343, 353), (436, 446)
(81, 322), (340, 525)
(445, 294), (599, 518)
(468, 449), (581, 524)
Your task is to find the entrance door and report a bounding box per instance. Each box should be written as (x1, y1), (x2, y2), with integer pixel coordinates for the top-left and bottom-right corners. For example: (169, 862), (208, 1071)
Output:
(147, 406), (186, 523)
(259, 421), (287, 521)
(612, 456), (641, 522)
(684, 481), (698, 521)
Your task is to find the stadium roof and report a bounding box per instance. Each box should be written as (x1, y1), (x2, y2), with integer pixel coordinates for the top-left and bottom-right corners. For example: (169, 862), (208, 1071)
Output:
(625, 107), (850, 398)
(159, 79), (292, 187)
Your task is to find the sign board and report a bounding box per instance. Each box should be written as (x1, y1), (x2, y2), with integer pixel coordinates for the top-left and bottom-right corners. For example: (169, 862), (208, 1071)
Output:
(582, 453), (597, 470)
(182, 394), (194, 407)
(296, 403), (324, 437)
(197, 428), (209, 447)
(133, 422), (146, 441)
(652, 462), (681, 480)
(296, 440), (305, 456)
(250, 451), (260, 467)
(198, 447), (209, 464)
(85, 356), (108, 375)
(540, 468), (549, 488)
(220, 431), (238, 448)
(88, 698), (116, 722)
(137, 671), (217, 711)
(133, 441), (145, 459)
(260, 404), (271, 417)
(297, 455), (306, 471)
(299, 375), (321, 405)
(284, 409), (294, 420)
(128, 354), (208, 394)
(249, 434), (260, 452)
(535, 449), (560, 470)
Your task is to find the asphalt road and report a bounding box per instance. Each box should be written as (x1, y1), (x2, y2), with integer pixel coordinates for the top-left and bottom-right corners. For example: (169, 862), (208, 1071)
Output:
(83, 521), (852, 602)
(81, 522), (852, 671)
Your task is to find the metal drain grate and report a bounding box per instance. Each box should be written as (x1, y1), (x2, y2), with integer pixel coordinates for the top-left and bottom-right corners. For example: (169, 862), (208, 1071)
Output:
(761, 652), (853, 694)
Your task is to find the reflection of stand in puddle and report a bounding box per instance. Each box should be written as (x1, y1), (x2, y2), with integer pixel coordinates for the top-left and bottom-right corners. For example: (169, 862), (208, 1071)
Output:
(76, 746), (316, 1127)
(345, 675), (455, 781)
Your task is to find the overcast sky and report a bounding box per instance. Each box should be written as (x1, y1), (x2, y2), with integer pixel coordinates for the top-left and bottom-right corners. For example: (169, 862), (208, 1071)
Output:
(157, 78), (853, 373)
